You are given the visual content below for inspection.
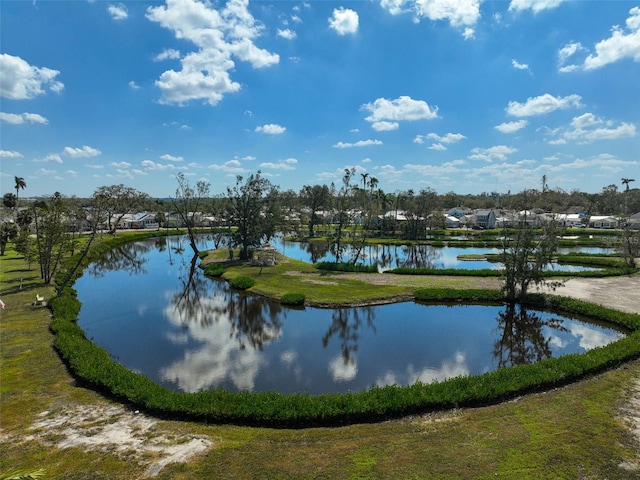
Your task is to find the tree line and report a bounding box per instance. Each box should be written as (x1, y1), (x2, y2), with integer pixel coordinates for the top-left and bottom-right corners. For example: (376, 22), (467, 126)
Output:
(1, 172), (638, 294)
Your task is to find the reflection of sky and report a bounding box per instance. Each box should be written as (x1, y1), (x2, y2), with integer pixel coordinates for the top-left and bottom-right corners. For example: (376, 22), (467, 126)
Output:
(75, 235), (626, 395)
(568, 322), (624, 350)
(161, 293), (268, 392)
(376, 352), (469, 388)
(275, 239), (607, 271)
(329, 354), (358, 382)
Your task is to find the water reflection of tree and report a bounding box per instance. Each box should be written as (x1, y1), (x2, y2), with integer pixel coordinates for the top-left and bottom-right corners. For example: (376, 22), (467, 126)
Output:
(494, 304), (567, 367)
(227, 294), (284, 350)
(171, 254), (220, 328)
(322, 307), (376, 364)
(399, 245), (441, 269)
(305, 240), (331, 264)
(171, 255), (283, 350)
(87, 241), (151, 277)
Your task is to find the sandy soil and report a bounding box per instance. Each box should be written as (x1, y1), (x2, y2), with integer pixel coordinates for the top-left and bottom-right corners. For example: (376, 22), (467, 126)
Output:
(537, 275), (640, 314)
(25, 404), (211, 477)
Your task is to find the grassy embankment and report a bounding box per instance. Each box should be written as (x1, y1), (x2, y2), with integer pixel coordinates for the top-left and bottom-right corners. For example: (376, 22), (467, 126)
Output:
(2, 234), (640, 478)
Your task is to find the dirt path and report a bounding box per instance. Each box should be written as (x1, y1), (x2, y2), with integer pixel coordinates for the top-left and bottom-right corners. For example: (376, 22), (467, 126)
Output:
(539, 275), (640, 314)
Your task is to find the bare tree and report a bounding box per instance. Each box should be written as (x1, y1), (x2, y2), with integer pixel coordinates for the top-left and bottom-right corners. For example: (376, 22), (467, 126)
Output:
(171, 173), (211, 254)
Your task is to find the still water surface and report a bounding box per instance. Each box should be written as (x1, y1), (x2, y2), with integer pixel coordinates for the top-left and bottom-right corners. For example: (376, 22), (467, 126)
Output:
(274, 238), (610, 271)
(75, 236), (623, 395)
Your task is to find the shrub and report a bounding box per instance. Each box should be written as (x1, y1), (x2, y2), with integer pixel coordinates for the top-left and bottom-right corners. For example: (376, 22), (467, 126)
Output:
(230, 275), (255, 290)
(414, 288), (503, 303)
(203, 263), (225, 277)
(281, 293), (305, 306)
(198, 250), (209, 259)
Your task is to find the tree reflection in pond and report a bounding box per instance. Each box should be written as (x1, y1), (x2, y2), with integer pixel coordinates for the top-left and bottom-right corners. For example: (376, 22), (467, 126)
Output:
(322, 307), (376, 370)
(170, 254), (283, 350)
(494, 304), (568, 368)
(86, 241), (151, 277)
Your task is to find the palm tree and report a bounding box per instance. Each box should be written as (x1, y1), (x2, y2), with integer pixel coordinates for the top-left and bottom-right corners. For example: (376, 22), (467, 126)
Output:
(621, 177), (635, 193)
(14, 176), (26, 202)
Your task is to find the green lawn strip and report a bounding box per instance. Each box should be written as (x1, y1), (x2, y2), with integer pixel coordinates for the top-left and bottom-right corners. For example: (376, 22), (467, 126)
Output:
(219, 257), (411, 306)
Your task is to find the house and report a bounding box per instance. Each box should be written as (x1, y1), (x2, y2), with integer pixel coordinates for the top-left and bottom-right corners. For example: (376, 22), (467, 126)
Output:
(555, 213), (586, 227)
(589, 216), (618, 229)
(444, 214), (461, 228)
(629, 212), (640, 230)
(446, 207), (473, 219)
(472, 209), (497, 229)
(118, 212), (159, 229)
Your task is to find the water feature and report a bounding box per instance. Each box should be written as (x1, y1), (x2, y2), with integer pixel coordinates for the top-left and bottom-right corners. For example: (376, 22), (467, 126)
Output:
(275, 238), (611, 271)
(74, 236), (624, 395)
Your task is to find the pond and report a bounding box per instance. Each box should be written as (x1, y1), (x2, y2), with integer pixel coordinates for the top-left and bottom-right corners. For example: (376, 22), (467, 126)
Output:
(74, 236), (625, 395)
(275, 238), (611, 271)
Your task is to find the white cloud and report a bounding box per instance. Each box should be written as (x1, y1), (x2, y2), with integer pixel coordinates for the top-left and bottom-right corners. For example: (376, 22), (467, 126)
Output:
(107, 3), (128, 21)
(462, 27), (475, 40)
(128, 80), (140, 89)
(371, 121), (399, 131)
(141, 160), (176, 171)
(558, 8), (640, 72)
(495, 120), (528, 133)
(506, 93), (582, 117)
(426, 132), (466, 144)
(154, 49), (181, 62)
(558, 113), (637, 143)
(277, 28), (297, 40)
(469, 145), (518, 162)
(39, 153), (62, 163)
(259, 158), (297, 170)
(380, 0), (481, 35)
(511, 59), (530, 71)
(255, 123), (286, 134)
(0, 112), (48, 124)
(62, 145), (102, 158)
(0, 150), (23, 158)
(160, 154), (184, 162)
(333, 139), (383, 148)
(328, 7), (359, 35)
(428, 143), (447, 151)
(361, 96), (438, 129)
(508, 0), (565, 14)
(557, 42), (584, 67)
(0, 54), (64, 100)
(583, 7), (640, 70)
(208, 159), (249, 174)
(146, 0), (279, 106)
(110, 161), (132, 168)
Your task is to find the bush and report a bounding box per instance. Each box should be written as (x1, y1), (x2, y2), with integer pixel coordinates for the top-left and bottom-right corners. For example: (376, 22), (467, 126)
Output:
(281, 293), (305, 306)
(198, 250), (209, 259)
(203, 263), (225, 277)
(414, 288), (503, 303)
(230, 275), (255, 290)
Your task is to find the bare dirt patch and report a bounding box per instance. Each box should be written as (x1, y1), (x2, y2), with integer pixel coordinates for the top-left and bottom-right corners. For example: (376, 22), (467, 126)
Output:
(24, 403), (211, 478)
(537, 275), (640, 314)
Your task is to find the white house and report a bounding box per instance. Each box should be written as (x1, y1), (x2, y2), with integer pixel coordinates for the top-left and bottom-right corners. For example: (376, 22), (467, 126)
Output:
(588, 216), (618, 229)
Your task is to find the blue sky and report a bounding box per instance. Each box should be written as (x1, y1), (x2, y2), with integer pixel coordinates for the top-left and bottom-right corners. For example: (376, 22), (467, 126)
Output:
(1, 0), (639, 199)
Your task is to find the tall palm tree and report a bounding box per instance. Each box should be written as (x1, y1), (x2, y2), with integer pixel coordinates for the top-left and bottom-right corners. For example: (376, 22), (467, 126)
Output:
(13, 176), (26, 221)
(14, 176), (26, 202)
(621, 177), (635, 193)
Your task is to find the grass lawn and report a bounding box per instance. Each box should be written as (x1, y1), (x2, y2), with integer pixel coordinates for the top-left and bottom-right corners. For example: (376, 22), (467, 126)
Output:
(2, 242), (639, 479)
